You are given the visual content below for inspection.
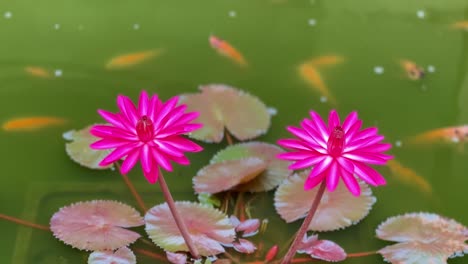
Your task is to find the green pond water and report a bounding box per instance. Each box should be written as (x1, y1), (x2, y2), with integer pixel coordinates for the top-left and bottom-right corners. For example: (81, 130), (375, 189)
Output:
(1, 0), (468, 263)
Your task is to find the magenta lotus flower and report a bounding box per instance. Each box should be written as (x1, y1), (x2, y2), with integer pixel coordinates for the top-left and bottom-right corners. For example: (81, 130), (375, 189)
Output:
(90, 91), (203, 183)
(277, 110), (392, 196)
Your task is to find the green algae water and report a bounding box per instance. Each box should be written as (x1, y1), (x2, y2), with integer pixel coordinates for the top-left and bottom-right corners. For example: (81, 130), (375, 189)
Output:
(1, 0), (468, 263)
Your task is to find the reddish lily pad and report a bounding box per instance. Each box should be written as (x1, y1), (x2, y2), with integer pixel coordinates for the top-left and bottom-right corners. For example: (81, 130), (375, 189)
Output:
(145, 201), (236, 256)
(179, 84), (272, 143)
(211, 142), (291, 192)
(63, 125), (113, 170)
(376, 212), (468, 264)
(50, 200), (144, 251)
(274, 170), (376, 231)
(193, 158), (267, 194)
(88, 247), (136, 264)
(297, 234), (347, 262)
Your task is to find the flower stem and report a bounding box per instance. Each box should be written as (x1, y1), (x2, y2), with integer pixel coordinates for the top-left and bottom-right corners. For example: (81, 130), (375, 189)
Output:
(0, 213), (49, 231)
(347, 251), (377, 258)
(281, 181), (326, 264)
(115, 162), (147, 212)
(225, 130), (234, 145)
(158, 170), (200, 259)
(134, 248), (168, 262)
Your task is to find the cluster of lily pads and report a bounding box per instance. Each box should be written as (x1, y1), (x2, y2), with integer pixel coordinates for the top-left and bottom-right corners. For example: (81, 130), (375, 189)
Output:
(58, 84), (467, 264)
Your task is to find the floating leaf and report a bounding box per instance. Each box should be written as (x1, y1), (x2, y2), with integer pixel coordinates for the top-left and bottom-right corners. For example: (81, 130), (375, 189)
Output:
(376, 212), (468, 264)
(88, 247), (136, 264)
(232, 239), (257, 254)
(194, 158), (267, 194)
(166, 251), (187, 264)
(211, 142), (291, 192)
(145, 201), (236, 256)
(50, 200), (144, 251)
(64, 125), (113, 170)
(179, 84), (272, 143)
(298, 234), (347, 262)
(274, 170), (376, 231)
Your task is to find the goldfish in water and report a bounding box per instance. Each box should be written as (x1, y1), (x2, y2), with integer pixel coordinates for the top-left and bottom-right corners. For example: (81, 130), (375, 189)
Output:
(407, 125), (468, 146)
(451, 21), (468, 30)
(2, 117), (67, 131)
(400, 59), (425, 80)
(105, 49), (163, 69)
(308, 55), (344, 68)
(25, 66), (52, 79)
(209, 35), (247, 67)
(387, 160), (432, 194)
(298, 63), (337, 105)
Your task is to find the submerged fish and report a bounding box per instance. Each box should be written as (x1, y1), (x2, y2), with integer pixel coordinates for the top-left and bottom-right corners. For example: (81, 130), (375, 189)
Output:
(209, 35), (247, 67)
(400, 59), (425, 80)
(408, 125), (468, 146)
(308, 55), (344, 68)
(2, 117), (67, 131)
(105, 49), (163, 69)
(25, 66), (52, 79)
(387, 160), (432, 194)
(451, 21), (468, 30)
(298, 63), (337, 105)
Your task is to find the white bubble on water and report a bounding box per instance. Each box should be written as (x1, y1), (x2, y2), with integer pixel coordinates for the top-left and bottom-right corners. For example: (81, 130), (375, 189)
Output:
(228, 10), (237, 18)
(395, 140), (402, 147)
(4, 11), (12, 19)
(416, 10), (426, 19)
(54, 23), (61, 30)
(54, 69), (63, 77)
(133, 23), (140, 30)
(267, 107), (278, 116)
(427, 65), (436, 73)
(308, 19), (316, 26)
(320, 96), (327, 103)
(374, 66), (384, 75)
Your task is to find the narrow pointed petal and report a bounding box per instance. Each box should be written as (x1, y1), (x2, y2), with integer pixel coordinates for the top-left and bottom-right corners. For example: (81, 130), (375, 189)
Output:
(90, 125), (137, 141)
(346, 135), (384, 152)
(277, 139), (311, 151)
(328, 110), (341, 132)
(90, 138), (129, 149)
(153, 96), (179, 129)
(354, 162), (386, 185)
(144, 165), (160, 184)
(147, 95), (161, 122)
(289, 155), (325, 170)
(117, 95), (139, 126)
(100, 142), (140, 166)
(342, 111), (358, 133)
(309, 111), (329, 141)
(359, 143), (392, 153)
(304, 170), (327, 190)
(286, 126), (324, 150)
(151, 149), (173, 171)
(340, 168), (361, 196)
(171, 112), (200, 127)
(162, 105), (187, 128)
(140, 144), (152, 173)
(326, 161), (340, 192)
(161, 137), (203, 152)
(342, 153), (388, 165)
(138, 90), (150, 116)
(308, 156), (333, 179)
(300, 119), (327, 147)
(97, 109), (126, 130)
(352, 162), (380, 186)
(336, 157), (355, 174)
(277, 151), (316, 161)
(154, 141), (184, 157)
(344, 120), (362, 143)
(120, 149), (140, 174)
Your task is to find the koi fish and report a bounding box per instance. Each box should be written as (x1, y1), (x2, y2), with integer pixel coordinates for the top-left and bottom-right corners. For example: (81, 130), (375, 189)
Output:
(298, 63), (337, 105)
(105, 49), (163, 69)
(308, 55), (344, 68)
(400, 59), (425, 80)
(451, 21), (468, 30)
(407, 125), (468, 146)
(209, 35), (247, 67)
(387, 160), (432, 194)
(25, 66), (52, 79)
(2, 117), (67, 131)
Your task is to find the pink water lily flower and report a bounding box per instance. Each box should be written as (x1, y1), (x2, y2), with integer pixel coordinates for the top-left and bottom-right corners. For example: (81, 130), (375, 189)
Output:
(277, 110), (392, 196)
(90, 91), (203, 183)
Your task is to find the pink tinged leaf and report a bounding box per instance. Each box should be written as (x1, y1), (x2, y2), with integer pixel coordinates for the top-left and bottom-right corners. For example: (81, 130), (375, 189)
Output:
(265, 245), (279, 262)
(138, 90), (150, 116)
(100, 142), (141, 166)
(275, 170), (376, 231)
(166, 251), (187, 264)
(64, 125), (114, 170)
(233, 239), (257, 254)
(236, 219), (261, 237)
(289, 155), (325, 170)
(309, 111), (329, 142)
(145, 201), (236, 256)
(50, 200), (144, 251)
(298, 238), (347, 262)
(88, 247), (136, 264)
(326, 161), (340, 192)
(120, 149), (140, 174)
(342, 111), (358, 133)
(193, 158), (267, 194)
(117, 95), (139, 126)
(327, 110), (341, 132)
(376, 212), (468, 264)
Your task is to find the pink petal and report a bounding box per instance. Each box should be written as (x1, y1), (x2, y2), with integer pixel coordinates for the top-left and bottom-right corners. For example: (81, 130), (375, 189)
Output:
(90, 125), (137, 141)
(233, 239), (257, 254)
(289, 155), (325, 170)
(342, 153), (388, 165)
(309, 111), (329, 141)
(277, 139), (312, 151)
(327, 110), (341, 132)
(117, 95), (140, 126)
(90, 138), (129, 149)
(161, 137), (203, 153)
(351, 127), (378, 143)
(147, 95), (161, 122)
(308, 156), (333, 179)
(151, 148), (173, 171)
(100, 142), (141, 166)
(161, 105), (187, 130)
(336, 157), (355, 174)
(166, 251), (187, 264)
(140, 144), (153, 173)
(287, 126), (324, 150)
(340, 168), (361, 196)
(153, 96), (179, 130)
(300, 119), (327, 147)
(169, 155), (190, 166)
(277, 151), (315, 161)
(354, 162), (386, 186)
(326, 161), (340, 192)
(344, 120), (362, 143)
(342, 111), (358, 133)
(143, 165), (160, 184)
(153, 141), (184, 157)
(121, 149), (140, 174)
(346, 135), (385, 152)
(229, 215), (241, 227)
(138, 90), (150, 116)
(359, 143), (392, 153)
(304, 170), (327, 190)
(157, 123), (203, 137)
(97, 109), (127, 130)
(171, 112), (200, 127)
(236, 219), (261, 237)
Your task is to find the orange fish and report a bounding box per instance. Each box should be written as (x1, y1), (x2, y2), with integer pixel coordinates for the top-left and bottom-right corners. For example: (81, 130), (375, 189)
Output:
(399, 59), (425, 80)
(209, 35), (247, 67)
(298, 63), (337, 105)
(106, 49), (163, 69)
(451, 21), (468, 30)
(408, 125), (468, 146)
(25, 66), (52, 79)
(387, 160), (432, 194)
(308, 55), (344, 68)
(2, 117), (67, 131)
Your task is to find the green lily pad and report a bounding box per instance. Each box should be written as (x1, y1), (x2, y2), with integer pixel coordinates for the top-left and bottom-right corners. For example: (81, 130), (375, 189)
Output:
(88, 247), (136, 264)
(145, 201), (236, 256)
(210, 142), (291, 192)
(179, 84), (272, 143)
(274, 170), (376, 231)
(63, 125), (113, 170)
(376, 212), (468, 264)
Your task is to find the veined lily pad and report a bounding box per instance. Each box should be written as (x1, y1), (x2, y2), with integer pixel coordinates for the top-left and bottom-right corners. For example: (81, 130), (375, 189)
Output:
(88, 247), (136, 264)
(274, 170), (376, 231)
(376, 212), (468, 264)
(63, 125), (113, 170)
(179, 84), (272, 143)
(50, 200), (144, 251)
(145, 201), (236, 256)
(211, 142), (291, 192)
(193, 158), (267, 194)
